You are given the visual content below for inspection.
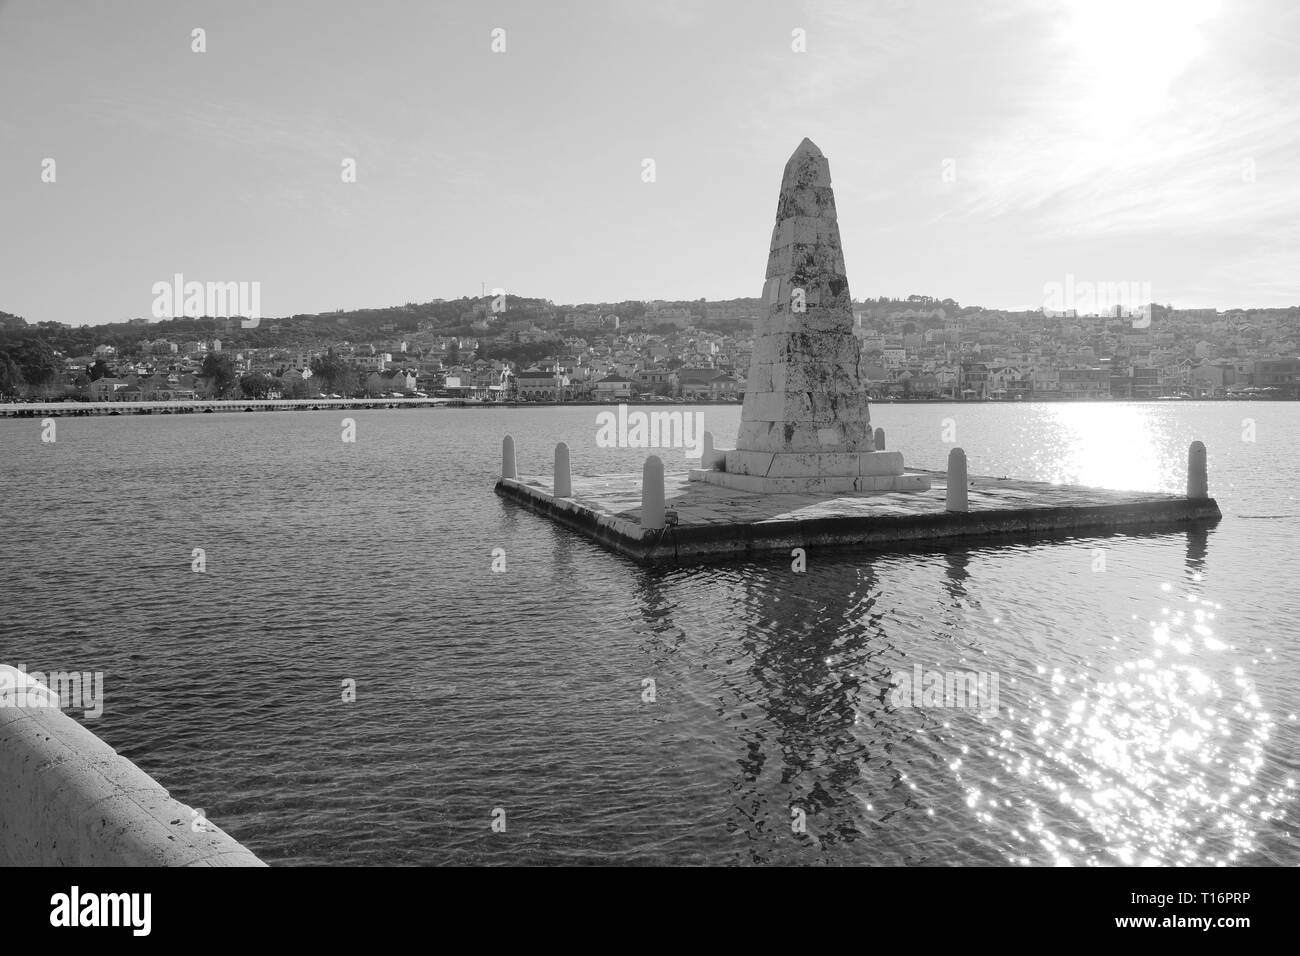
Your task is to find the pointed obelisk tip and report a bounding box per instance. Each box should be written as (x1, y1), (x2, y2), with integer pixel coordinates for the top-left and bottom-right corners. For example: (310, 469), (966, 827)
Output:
(780, 137), (830, 193)
(793, 137), (823, 158)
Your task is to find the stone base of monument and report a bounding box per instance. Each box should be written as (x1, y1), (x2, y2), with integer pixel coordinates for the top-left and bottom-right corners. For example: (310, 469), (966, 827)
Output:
(689, 469), (931, 495)
(688, 448), (932, 494)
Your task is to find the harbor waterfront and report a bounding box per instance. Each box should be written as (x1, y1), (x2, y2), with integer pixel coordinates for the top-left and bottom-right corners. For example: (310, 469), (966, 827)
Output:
(1, 401), (1297, 865)
(0, 398), (459, 416)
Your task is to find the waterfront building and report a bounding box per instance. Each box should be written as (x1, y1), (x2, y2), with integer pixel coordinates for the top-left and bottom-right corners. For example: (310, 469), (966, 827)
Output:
(366, 369), (416, 394)
(1058, 367), (1110, 400)
(515, 369), (571, 401)
(1254, 358), (1300, 397)
(678, 367), (739, 400)
(593, 375), (633, 401)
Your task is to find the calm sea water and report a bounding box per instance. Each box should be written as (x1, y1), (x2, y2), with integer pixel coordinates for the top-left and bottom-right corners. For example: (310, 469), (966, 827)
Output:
(1, 402), (1297, 866)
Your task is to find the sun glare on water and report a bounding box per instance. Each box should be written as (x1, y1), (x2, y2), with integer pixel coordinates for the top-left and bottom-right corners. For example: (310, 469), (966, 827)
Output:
(1041, 403), (1179, 491)
(955, 584), (1291, 866)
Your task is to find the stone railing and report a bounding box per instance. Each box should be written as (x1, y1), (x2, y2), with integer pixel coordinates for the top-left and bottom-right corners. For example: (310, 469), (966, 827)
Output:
(0, 665), (265, 866)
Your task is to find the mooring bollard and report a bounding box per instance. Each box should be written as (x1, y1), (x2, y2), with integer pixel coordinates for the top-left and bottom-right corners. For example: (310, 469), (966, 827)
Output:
(1187, 440), (1208, 499)
(946, 447), (968, 512)
(501, 435), (516, 479)
(642, 455), (665, 530)
(554, 442), (572, 497)
(874, 426), (885, 451)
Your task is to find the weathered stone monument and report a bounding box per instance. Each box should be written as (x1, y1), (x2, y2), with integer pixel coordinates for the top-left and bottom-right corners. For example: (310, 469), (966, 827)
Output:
(692, 138), (930, 494)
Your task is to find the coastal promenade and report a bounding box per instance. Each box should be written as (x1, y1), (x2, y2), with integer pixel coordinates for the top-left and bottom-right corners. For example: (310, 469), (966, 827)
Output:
(0, 397), (457, 417)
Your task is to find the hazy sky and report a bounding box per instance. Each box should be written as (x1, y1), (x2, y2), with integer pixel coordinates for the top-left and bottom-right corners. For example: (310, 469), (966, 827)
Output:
(1, 0), (1297, 326)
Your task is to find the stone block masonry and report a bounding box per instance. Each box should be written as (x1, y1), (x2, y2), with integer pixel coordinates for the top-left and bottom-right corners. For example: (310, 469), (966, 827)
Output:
(704, 138), (929, 493)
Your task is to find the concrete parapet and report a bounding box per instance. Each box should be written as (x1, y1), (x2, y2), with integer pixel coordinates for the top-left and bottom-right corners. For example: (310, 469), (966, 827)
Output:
(0, 665), (265, 867)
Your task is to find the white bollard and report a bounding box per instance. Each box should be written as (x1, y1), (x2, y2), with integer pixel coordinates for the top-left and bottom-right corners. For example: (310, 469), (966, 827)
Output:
(554, 442), (572, 497)
(501, 435), (516, 479)
(1187, 441), (1208, 499)
(874, 426), (885, 451)
(703, 431), (714, 463)
(641, 455), (665, 530)
(946, 447), (968, 512)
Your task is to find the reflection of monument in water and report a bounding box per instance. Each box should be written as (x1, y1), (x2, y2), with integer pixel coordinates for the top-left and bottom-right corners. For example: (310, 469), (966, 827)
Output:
(629, 558), (890, 860)
(692, 138), (930, 494)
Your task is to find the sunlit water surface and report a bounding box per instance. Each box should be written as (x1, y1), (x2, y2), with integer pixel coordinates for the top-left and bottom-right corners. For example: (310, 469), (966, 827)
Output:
(1, 401), (1296, 865)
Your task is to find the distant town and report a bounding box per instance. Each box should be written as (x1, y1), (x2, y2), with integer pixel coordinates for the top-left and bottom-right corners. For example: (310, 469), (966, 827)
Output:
(1, 294), (1298, 404)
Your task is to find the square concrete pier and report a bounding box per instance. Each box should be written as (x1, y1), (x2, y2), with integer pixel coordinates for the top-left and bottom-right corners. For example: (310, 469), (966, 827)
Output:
(495, 469), (1222, 565)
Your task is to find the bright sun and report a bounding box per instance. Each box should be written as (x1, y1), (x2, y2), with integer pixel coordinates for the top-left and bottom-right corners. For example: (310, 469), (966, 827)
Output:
(1058, 0), (1222, 122)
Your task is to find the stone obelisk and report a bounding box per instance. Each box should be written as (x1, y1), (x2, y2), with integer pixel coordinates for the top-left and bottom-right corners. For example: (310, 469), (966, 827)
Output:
(694, 138), (928, 494)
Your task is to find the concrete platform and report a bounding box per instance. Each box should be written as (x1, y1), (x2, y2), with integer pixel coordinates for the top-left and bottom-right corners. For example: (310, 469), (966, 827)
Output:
(495, 469), (1223, 565)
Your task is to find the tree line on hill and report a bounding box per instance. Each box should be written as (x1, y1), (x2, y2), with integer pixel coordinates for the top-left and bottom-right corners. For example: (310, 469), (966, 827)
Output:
(0, 339), (61, 397)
